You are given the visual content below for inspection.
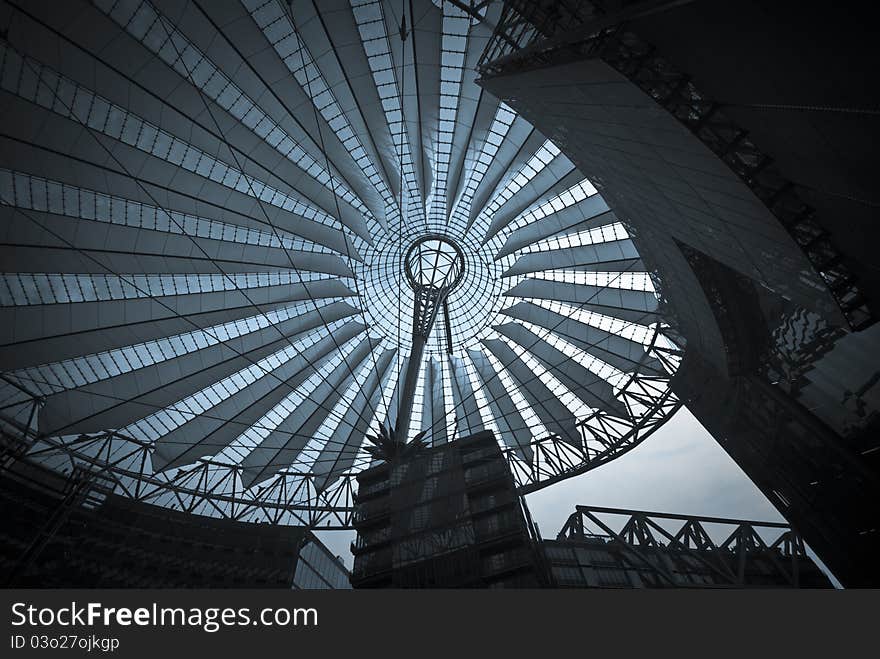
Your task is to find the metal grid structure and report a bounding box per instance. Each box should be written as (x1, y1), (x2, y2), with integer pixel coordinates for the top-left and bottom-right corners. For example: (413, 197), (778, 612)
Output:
(553, 505), (829, 588)
(0, 0), (682, 528)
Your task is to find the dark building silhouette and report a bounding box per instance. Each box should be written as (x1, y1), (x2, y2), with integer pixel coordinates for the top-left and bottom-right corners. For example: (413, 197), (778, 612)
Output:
(350, 431), (545, 588)
(476, 0), (880, 587)
(543, 505), (832, 588)
(0, 456), (349, 588)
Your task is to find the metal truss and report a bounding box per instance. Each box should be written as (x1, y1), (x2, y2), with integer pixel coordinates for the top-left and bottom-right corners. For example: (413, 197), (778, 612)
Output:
(3, 461), (115, 586)
(0, 0), (686, 532)
(558, 505), (814, 587)
(507, 323), (681, 494)
(0, 418), (360, 529)
(0, 348), (360, 529)
(477, 1), (874, 331)
(477, 0), (597, 69)
(0, 324), (680, 529)
(0, 375), (42, 469)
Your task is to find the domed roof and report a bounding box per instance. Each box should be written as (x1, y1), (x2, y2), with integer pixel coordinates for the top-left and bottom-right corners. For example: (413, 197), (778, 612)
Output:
(0, 0), (680, 526)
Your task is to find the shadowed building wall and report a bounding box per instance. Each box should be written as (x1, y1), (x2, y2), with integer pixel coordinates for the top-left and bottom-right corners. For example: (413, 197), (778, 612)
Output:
(0, 457), (350, 588)
(350, 431), (545, 588)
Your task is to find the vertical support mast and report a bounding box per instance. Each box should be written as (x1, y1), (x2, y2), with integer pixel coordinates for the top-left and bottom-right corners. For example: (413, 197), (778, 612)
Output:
(393, 235), (465, 440)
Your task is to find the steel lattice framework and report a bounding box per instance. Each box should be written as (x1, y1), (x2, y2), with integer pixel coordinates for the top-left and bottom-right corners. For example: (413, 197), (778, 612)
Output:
(0, 0), (681, 528)
(557, 505), (815, 587)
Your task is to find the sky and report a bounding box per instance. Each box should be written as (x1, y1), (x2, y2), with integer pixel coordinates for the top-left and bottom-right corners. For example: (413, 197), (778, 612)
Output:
(525, 406), (783, 535)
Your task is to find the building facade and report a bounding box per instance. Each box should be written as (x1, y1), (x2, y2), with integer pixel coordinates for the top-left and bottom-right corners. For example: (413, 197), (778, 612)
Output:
(1, 456), (349, 588)
(293, 536), (351, 590)
(350, 431), (546, 588)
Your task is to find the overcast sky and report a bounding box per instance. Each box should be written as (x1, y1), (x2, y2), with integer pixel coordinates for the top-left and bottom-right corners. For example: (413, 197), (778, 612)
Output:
(525, 406), (783, 535)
